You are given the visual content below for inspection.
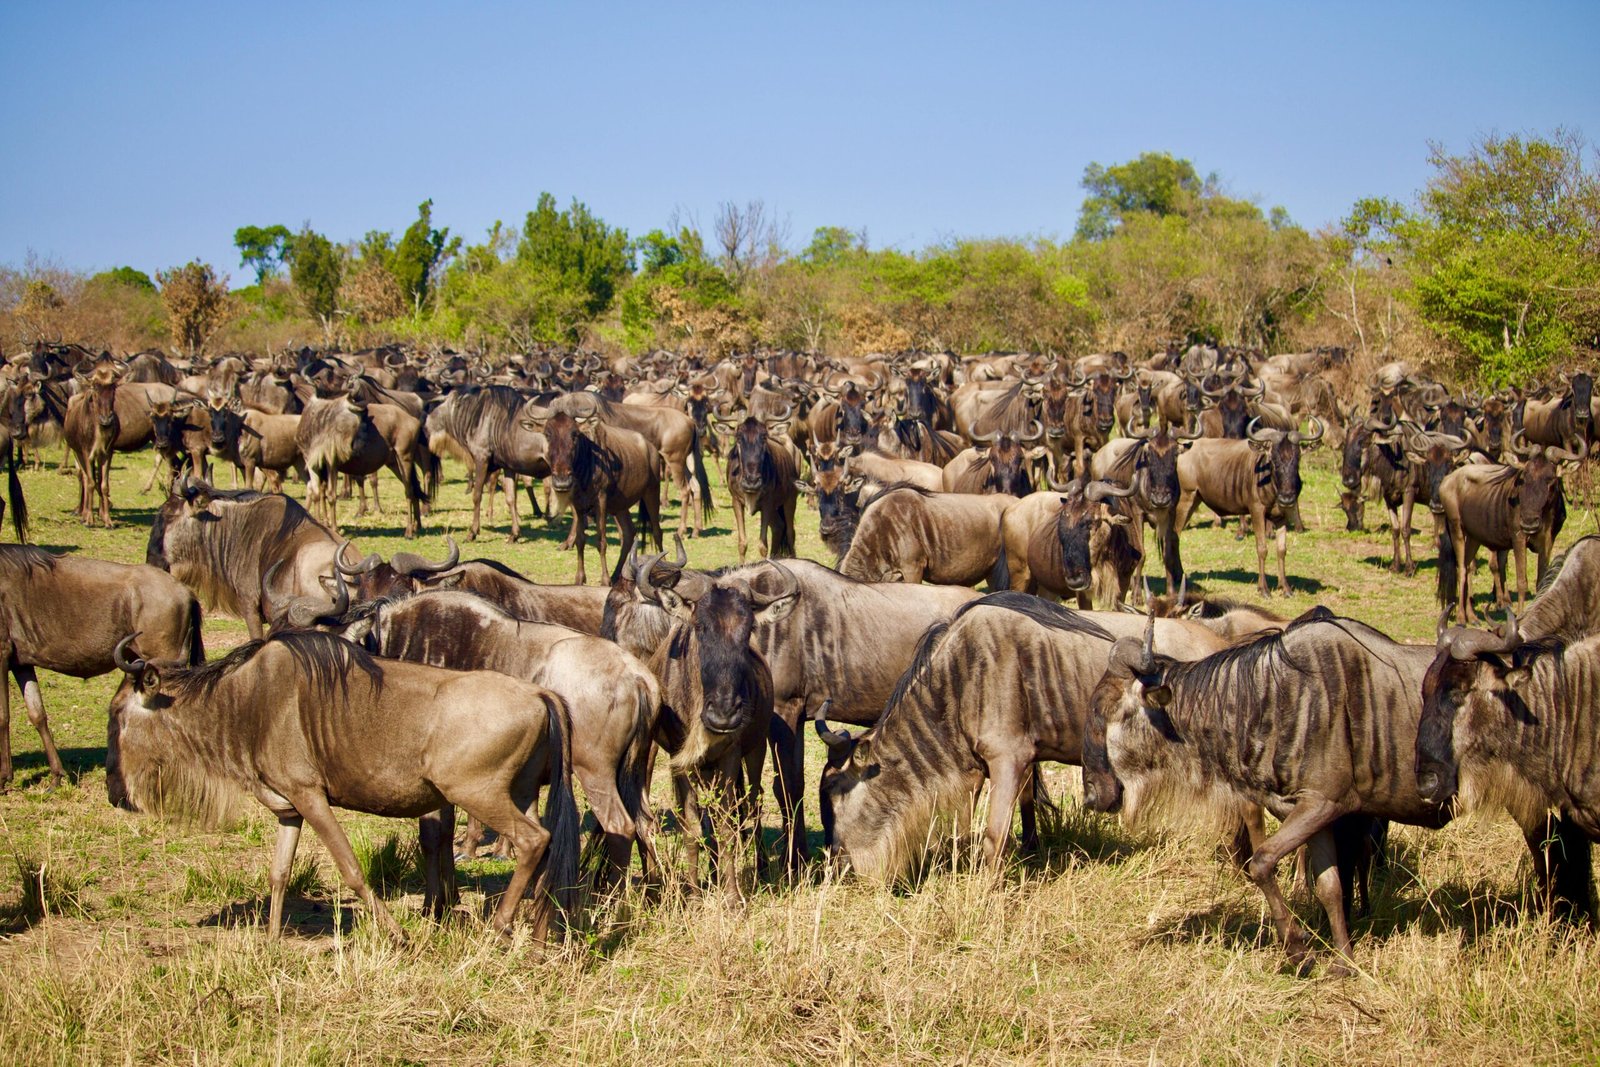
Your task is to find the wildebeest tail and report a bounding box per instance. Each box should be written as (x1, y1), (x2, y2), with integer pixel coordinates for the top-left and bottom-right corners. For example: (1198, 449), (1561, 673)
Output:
(6, 442), (27, 542)
(616, 673), (662, 876)
(990, 535), (1011, 592)
(185, 597), (206, 666)
(1028, 763), (1061, 832)
(690, 423), (714, 516)
(418, 428), (442, 504)
(541, 691), (582, 923)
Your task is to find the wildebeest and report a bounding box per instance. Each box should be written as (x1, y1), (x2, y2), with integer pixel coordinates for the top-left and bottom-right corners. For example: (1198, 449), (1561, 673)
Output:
(839, 484), (1015, 586)
(423, 385), (550, 541)
(320, 589), (662, 883)
(1520, 372), (1594, 452)
(819, 593), (1243, 880)
(717, 413), (799, 563)
(1418, 615), (1597, 920)
(1082, 610), (1458, 974)
(105, 631), (579, 940)
(296, 386), (430, 539)
(540, 410), (664, 584)
(994, 480), (1139, 608)
(795, 457), (865, 562)
(551, 391), (709, 539)
(942, 426), (1042, 496)
(1176, 418), (1323, 596)
(63, 362), (121, 526)
(1, 545), (203, 791)
(406, 556), (611, 635)
(0, 392), (27, 541)
(1089, 423), (1191, 594)
(1436, 440), (1580, 625)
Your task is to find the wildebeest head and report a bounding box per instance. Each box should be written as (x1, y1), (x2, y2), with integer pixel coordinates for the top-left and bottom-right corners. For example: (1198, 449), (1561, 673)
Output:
(1205, 372), (1263, 439)
(1088, 371), (1122, 434)
(1417, 612), (1545, 819)
(901, 368), (937, 425)
(836, 385), (872, 450)
(334, 537), (461, 601)
(1402, 424), (1470, 515)
(85, 365), (119, 432)
(1130, 424), (1188, 512)
(1052, 480), (1136, 594)
(1081, 619), (1180, 819)
(1040, 378), (1076, 442)
(1561, 371), (1594, 432)
(730, 416), (777, 495)
(207, 395), (246, 451)
(796, 461), (865, 561)
(1248, 417), (1323, 511)
(1508, 434), (1583, 536)
(1478, 394), (1510, 459)
(972, 424), (1042, 496)
(641, 556), (798, 735)
(811, 701), (868, 848)
(543, 411), (586, 494)
(104, 634), (166, 812)
(148, 392), (192, 447)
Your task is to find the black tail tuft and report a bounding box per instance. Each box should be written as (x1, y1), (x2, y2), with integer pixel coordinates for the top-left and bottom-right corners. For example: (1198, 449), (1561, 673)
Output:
(690, 424), (714, 517)
(1436, 526), (1458, 616)
(6, 443), (27, 543)
(990, 534), (1011, 592)
(185, 598), (206, 666)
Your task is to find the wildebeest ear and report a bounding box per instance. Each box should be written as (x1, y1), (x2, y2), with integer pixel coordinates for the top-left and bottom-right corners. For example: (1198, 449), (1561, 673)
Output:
(795, 479), (814, 496)
(431, 571), (465, 590)
(1504, 666), (1533, 694)
(343, 617), (376, 643)
(754, 592), (798, 625)
(852, 736), (874, 767)
(1141, 682), (1172, 709)
(657, 584), (695, 621)
(139, 665), (162, 694)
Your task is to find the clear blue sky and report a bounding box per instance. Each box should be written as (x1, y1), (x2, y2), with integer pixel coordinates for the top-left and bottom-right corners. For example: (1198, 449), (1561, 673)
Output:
(3, 1), (1596, 284)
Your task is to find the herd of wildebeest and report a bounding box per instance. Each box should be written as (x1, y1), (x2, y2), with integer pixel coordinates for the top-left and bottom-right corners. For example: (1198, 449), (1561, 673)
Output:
(3, 338), (1600, 975)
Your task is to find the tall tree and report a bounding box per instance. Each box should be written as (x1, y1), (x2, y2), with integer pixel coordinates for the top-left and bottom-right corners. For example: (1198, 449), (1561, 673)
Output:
(233, 225), (292, 286)
(156, 261), (232, 356)
(284, 227), (343, 332)
(515, 192), (633, 319)
(1075, 152), (1205, 240)
(390, 199), (459, 312)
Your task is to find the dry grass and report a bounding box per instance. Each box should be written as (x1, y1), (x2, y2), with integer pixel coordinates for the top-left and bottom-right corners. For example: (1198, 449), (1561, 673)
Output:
(2, 446), (1598, 1063)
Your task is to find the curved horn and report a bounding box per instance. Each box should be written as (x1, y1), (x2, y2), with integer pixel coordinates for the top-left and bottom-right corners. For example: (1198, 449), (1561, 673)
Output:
(750, 561), (800, 608)
(969, 428), (997, 446)
(1295, 416), (1325, 446)
(812, 700), (853, 749)
(1084, 479), (1137, 502)
(390, 536), (461, 577)
(113, 633), (146, 676)
(1510, 429), (1540, 459)
(1019, 419), (1044, 443)
(1246, 417), (1276, 443)
(1546, 437), (1589, 464)
(334, 540), (381, 577)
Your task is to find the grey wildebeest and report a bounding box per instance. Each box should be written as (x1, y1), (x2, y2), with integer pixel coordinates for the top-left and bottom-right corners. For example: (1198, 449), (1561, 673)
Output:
(715, 412), (799, 563)
(1090, 422), (1192, 594)
(839, 484), (1015, 586)
(993, 480), (1140, 608)
(608, 548), (977, 872)
(423, 385), (550, 541)
(315, 589), (662, 884)
(819, 593), (1248, 880)
(1417, 615), (1598, 921)
(1176, 417), (1324, 596)
(0, 545), (203, 791)
(540, 410), (665, 584)
(1080, 610), (1482, 974)
(295, 385), (429, 538)
(942, 426), (1042, 496)
(63, 362), (121, 526)
(1435, 438), (1581, 626)
(105, 631), (579, 940)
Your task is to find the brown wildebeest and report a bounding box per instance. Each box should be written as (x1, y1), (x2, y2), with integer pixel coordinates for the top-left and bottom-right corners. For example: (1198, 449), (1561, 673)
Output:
(408, 557), (610, 634)
(994, 480), (1139, 608)
(295, 385), (429, 538)
(1, 545), (203, 791)
(1418, 616), (1597, 921)
(1090, 422), (1194, 594)
(714, 411), (800, 563)
(634, 556), (795, 894)
(839, 484), (1014, 586)
(551, 391), (708, 538)
(819, 592), (1245, 879)
(105, 630), (579, 941)
(0, 386), (27, 541)
(794, 453), (865, 563)
(322, 589), (662, 884)
(424, 385), (551, 542)
(540, 410), (664, 584)
(63, 362), (121, 526)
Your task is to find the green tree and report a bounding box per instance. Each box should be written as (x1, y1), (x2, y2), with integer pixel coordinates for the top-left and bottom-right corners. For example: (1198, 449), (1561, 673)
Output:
(156, 261), (232, 355)
(391, 199), (460, 312)
(284, 227), (343, 330)
(1397, 131), (1600, 383)
(233, 224), (292, 286)
(1076, 152), (1205, 240)
(517, 192), (633, 318)
(89, 266), (157, 293)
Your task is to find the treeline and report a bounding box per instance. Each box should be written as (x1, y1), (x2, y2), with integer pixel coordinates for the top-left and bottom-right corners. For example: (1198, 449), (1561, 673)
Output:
(3, 132), (1596, 385)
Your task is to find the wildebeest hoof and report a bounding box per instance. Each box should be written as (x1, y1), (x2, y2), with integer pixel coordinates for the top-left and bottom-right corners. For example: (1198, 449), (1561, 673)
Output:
(1325, 958), (1354, 978)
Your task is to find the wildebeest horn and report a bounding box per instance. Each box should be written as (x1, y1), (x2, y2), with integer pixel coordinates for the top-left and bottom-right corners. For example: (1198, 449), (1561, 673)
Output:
(1293, 417), (1325, 446)
(1127, 422), (1155, 440)
(1019, 419), (1044, 443)
(1546, 438), (1589, 464)
(1510, 430), (1540, 459)
(113, 633), (146, 676)
(970, 429), (997, 446)
(812, 700), (852, 749)
(335, 540), (381, 577)
(1246, 417), (1276, 443)
(750, 561), (799, 608)
(764, 401), (793, 424)
(390, 536), (460, 577)
(1046, 459), (1074, 492)
(1084, 480), (1137, 502)
(1445, 607), (1522, 660)
(671, 531), (688, 569)
(1139, 599), (1157, 674)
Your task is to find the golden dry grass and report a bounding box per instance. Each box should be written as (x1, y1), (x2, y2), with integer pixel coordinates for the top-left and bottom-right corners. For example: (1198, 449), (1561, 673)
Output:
(2, 446), (1598, 1064)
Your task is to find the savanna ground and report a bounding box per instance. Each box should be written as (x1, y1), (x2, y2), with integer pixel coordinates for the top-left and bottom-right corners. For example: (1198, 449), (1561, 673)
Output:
(2, 442), (1599, 1065)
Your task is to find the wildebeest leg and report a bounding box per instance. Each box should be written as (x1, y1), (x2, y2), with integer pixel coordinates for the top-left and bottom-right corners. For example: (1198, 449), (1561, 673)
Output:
(1491, 547), (1509, 610)
(0, 665), (12, 790)
(1275, 522), (1290, 596)
(731, 494), (749, 563)
(1018, 767), (1038, 854)
(457, 815), (486, 861)
(1526, 813), (1596, 921)
(469, 458), (490, 541)
(741, 742), (768, 884)
(1304, 829), (1355, 976)
(1513, 537), (1531, 610)
(1253, 506), (1271, 596)
(293, 791), (406, 943)
(572, 510), (589, 585)
(979, 755), (1029, 871)
(1244, 795), (1355, 973)
(675, 774), (702, 886)
(15, 667), (64, 787)
(96, 454), (115, 527)
(141, 450), (166, 494)
(608, 503), (633, 585)
(768, 706), (807, 875)
(419, 805), (457, 920)
(267, 815), (303, 938)
(464, 790), (556, 940)
(1174, 490), (1197, 533)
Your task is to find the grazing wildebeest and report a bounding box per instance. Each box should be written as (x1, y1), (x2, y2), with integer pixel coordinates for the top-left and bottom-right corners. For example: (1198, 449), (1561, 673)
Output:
(942, 426), (1042, 496)
(321, 589), (662, 884)
(1418, 614), (1597, 920)
(422, 385), (550, 541)
(539, 410), (664, 584)
(105, 631), (579, 940)
(148, 481), (383, 639)
(608, 548), (977, 871)
(819, 593), (1245, 880)
(1, 545), (203, 791)
(1081, 610), (1459, 974)
(1436, 439), (1580, 625)
(839, 484), (1015, 586)
(63, 362), (121, 526)
(994, 480), (1139, 608)
(716, 413), (799, 563)
(634, 556), (793, 894)
(1176, 417), (1323, 596)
